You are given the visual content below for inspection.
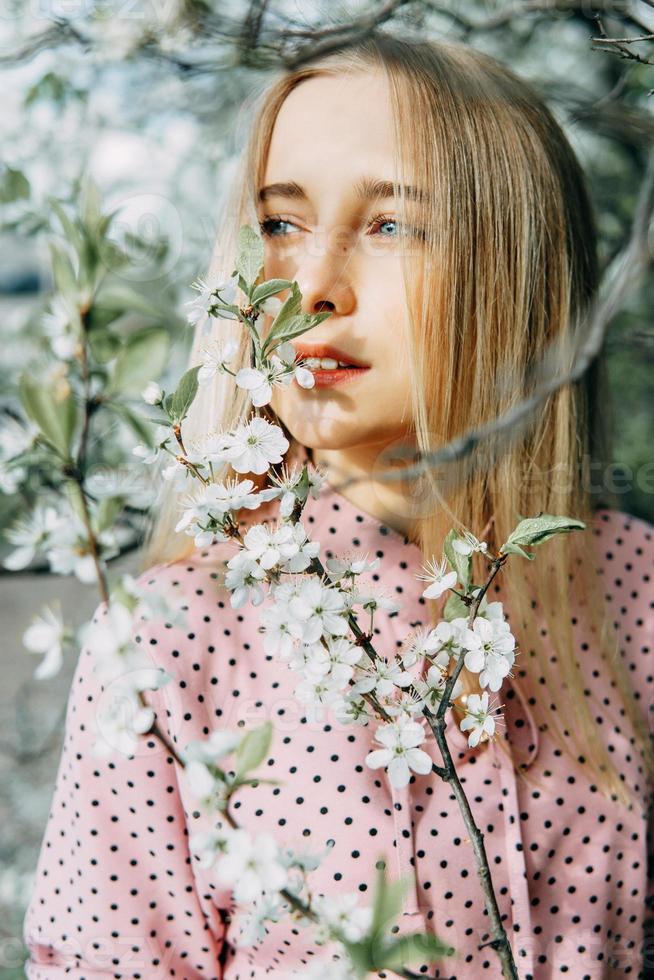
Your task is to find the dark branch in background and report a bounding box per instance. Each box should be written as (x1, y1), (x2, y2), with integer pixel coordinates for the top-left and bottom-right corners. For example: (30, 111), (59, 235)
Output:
(2, 1), (652, 81)
(593, 14), (654, 68)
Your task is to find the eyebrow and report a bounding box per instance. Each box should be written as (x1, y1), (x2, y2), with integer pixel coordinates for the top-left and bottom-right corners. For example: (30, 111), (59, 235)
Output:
(257, 175), (429, 205)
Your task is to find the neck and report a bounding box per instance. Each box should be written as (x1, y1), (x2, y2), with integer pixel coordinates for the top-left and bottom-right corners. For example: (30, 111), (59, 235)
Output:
(310, 442), (421, 544)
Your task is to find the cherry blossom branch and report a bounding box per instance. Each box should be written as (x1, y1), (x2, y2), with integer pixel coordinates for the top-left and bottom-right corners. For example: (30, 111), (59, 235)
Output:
(424, 555), (518, 978)
(303, 538), (518, 978)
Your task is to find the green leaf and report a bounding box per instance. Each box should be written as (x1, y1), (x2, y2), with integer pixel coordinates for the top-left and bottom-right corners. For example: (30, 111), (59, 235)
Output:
(339, 939), (373, 978)
(80, 173), (103, 233)
(371, 858), (409, 935)
(48, 241), (78, 300)
(48, 198), (84, 254)
(442, 590), (469, 622)
(106, 328), (169, 396)
(338, 861), (451, 978)
(0, 164), (30, 204)
(87, 328), (121, 363)
(235, 225), (264, 295)
(500, 513), (586, 560)
(260, 281), (332, 356)
(501, 541), (536, 560)
(18, 374), (77, 460)
(443, 529), (472, 592)
(94, 283), (167, 318)
(251, 278), (293, 306)
(371, 932), (454, 970)
(95, 495), (124, 530)
(234, 721), (273, 778)
(169, 365), (201, 422)
(263, 312), (331, 355)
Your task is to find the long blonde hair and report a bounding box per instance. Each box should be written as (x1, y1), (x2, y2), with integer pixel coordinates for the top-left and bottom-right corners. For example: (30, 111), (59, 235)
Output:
(139, 32), (654, 809)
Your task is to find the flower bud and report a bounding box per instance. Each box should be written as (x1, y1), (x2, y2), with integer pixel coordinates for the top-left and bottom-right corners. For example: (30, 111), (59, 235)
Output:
(141, 381), (163, 405)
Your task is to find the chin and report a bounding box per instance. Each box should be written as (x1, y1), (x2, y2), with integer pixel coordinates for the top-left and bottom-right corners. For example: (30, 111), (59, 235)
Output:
(272, 405), (368, 451)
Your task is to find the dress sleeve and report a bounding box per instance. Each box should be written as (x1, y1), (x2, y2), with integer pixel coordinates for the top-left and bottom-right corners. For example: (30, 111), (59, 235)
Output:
(22, 590), (229, 979)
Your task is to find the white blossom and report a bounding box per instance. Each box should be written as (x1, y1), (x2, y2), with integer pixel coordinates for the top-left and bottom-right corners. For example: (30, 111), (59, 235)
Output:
(0, 414), (36, 494)
(286, 579), (350, 643)
(320, 636), (364, 686)
(296, 958), (359, 980)
(417, 556), (458, 600)
(234, 351), (307, 407)
(92, 686), (155, 759)
(351, 658), (414, 700)
(45, 513), (119, 585)
(294, 673), (346, 710)
(120, 573), (188, 631)
(141, 381), (163, 405)
(420, 620), (469, 667)
(132, 443), (162, 464)
(224, 551), (267, 608)
(279, 522), (320, 573)
(213, 828), (288, 904)
(349, 584), (400, 616)
(459, 691), (497, 747)
(453, 530), (489, 556)
(330, 689), (371, 727)
(259, 462), (326, 518)
(184, 760), (230, 811)
(216, 417), (289, 475)
(185, 275), (238, 328)
(2, 503), (61, 570)
(189, 828), (230, 870)
(460, 616), (516, 692)
(22, 602), (69, 679)
(232, 892), (287, 947)
(397, 625), (446, 669)
(260, 601), (297, 660)
(197, 337), (239, 385)
(78, 602), (170, 693)
(365, 717), (433, 788)
(41, 295), (79, 360)
(183, 729), (243, 765)
(324, 553), (380, 583)
(275, 341), (317, 390)
(313, 892), (373, 943)
(239, 521), (301, 571)
(412, 663), (464, 712)
(131, 424), (172, 466)
(175, 478), (262, 547)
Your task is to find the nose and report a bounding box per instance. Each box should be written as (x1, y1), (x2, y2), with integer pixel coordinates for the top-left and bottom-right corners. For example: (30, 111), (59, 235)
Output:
(294, 246), (356, 318)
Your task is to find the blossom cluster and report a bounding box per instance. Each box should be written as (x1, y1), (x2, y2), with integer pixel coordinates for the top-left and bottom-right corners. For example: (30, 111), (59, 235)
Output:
(131, 390), (512, 779)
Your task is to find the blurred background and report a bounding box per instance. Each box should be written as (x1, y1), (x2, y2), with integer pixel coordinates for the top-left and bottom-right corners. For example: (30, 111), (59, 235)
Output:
(0, 1), (652, 974)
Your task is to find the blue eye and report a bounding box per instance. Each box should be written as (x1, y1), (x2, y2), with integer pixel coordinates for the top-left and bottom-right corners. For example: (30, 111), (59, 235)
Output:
(259, 217), (297, 237)
(374, 217), (399, 236)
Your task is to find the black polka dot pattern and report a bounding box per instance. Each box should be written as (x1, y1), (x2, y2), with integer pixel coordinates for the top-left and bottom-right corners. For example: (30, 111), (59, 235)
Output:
(22, 465), (654, 979)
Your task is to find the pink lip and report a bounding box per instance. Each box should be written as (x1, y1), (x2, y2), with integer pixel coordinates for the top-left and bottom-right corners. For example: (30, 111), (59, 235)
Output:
(304, 366), (371, 388)
(291, 342), (370, 368)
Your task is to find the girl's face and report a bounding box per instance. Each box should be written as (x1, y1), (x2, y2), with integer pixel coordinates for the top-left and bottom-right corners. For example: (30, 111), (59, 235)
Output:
(259, 70), (424, 467)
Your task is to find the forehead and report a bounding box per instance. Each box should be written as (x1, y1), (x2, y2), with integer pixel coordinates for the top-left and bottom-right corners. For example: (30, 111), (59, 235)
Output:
(262, 71), (396, 193)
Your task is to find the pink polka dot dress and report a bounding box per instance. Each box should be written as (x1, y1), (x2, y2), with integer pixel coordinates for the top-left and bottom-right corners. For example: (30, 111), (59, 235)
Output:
(22, 453), (654, 979)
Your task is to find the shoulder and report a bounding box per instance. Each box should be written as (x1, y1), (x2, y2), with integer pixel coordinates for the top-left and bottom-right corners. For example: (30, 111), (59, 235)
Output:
(587, 506), (654, 728)
(76, 540), (267, 752)
(128, 539), (254, 668)
(588, 505), (654, 599)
